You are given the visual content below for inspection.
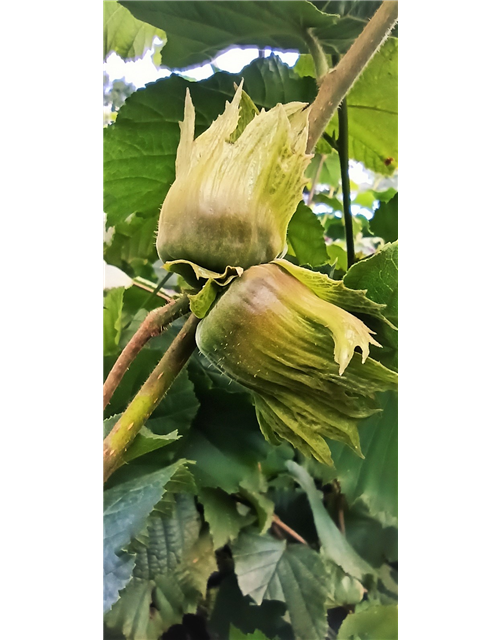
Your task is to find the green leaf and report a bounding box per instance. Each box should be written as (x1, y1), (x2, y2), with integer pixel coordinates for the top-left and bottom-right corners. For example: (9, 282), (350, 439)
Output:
(370, 194), (398, 243)
(328, 38), (398, 175)
(104, 415), (180, 464)
(343, 241), (398, 326)
(239, 484), (275, 534)
(327, 243), (348, 272)
(104, 212), (159, 280)
(122, 1), (368, 70)
(103, 460), (190, 613)
(104, 287), (125, 356)
(177, 390), (272, 493)
(104, 0), (166, 61)
(208, 573), (293, 640)
(286, 461), (374, 581)
(230, 626), (274, 640)
(148, 367), (200, 437)
(293, 54), (316, 78)
(286, 203), (329, 267)
(306, 152), (341, 187)
(104, 57), (315, 226)
(105, 494), (216, 639)
(337, 604), (398, 639)
(198, 488), (255, 549)
(232, 530), (328, 640)
(329, 391), (398, 528)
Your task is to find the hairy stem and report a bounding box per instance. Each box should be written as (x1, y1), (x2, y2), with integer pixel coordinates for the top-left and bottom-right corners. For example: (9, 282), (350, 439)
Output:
(103, 313), (199, 482)
(103, 294), (190, 410)
(304, 28), (330, 80)
(337, 100), (355, 268)
(307, 0), (398, 153)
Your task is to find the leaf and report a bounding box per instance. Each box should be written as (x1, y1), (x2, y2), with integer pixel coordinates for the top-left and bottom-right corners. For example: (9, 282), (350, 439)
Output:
(104, 0), (166, 61)
(103, 459), (190, 613)
(286, 461), (374, 581)
(122, 1), (369, 70)
(104, 212), (159, 280)
(239, 483), (275, 534)
(328, 38), (398, 175)
(370, 193), (398, 243)
(232, 530), (328, 640)
(230, 626), (274, 640)
(305, 152), (341, 188)
(198, 488), (255, 549)
(148, 367), (200, 437)
(286, 203), (329, 267)
(105, 494), (216, 639)
(208, 573), (293, 640)
(329, 391), (398, 528)
(104, 415), (180, 464)
(337, 604), (398, 640)
(104, 287), (125, 356)
(177, 390), (272, 493)
(327, 243), (348, 272)
(343, 241), (398, 326)
(104, 57), (315, 226)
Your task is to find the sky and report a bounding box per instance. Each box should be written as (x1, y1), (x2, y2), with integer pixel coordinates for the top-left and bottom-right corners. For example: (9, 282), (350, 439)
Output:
(104, 43), (300, 88)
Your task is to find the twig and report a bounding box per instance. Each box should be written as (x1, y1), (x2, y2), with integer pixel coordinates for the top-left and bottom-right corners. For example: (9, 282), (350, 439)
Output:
(306, 1), (398, 153)
(272, 514), (308, 545)
(103, 294), (190, 410)
(103, 313), (200, 482)
(337, 100), (355, 268)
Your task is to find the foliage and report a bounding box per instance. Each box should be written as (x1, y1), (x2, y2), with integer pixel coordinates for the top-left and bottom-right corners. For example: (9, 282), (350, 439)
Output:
(103, 2), (398, 638)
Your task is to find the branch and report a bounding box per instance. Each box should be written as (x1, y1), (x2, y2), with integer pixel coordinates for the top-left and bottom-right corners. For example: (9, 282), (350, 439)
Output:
(272, 514), (308, 545)
(306, 0), (398, 153)
(103, 294), (190, 410)
(103, 313), (200, 482)
(337, 100), (355, 268)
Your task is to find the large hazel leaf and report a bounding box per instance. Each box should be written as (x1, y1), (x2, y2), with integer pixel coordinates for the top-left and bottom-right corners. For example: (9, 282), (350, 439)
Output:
(232, 530), (329, 640)
(103, 0), (166, 62)
(328, 38), (398, 176)
(122, 1), (369, 69)
(103, 57), (315, 226)
(104, 494), (216, 639)
(103, 460), (190, 613)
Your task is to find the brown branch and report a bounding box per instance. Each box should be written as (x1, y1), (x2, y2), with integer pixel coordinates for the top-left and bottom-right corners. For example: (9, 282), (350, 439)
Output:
(306, 1), (398, 153)
(103, 313), (200, 482)
(272, 514), (308, 545)
(103, 294), (190, 410)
